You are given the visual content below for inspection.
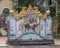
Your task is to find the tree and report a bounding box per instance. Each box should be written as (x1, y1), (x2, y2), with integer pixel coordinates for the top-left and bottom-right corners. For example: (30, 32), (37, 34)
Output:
(56, 2), (60, 24)
(49, 3), (56, 17)
(18, 0), (34, 12)
(57, 11), (60, 23)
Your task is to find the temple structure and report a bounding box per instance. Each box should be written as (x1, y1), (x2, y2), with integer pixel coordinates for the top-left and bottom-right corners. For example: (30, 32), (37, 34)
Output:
(7, 5), (54, 45)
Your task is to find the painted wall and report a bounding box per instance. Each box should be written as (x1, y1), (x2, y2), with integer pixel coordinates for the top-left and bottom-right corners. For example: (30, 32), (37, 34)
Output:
(0, 0), (13, 14)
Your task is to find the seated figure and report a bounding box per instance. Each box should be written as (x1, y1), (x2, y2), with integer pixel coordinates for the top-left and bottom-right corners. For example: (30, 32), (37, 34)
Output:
(22, 13), (40, 32)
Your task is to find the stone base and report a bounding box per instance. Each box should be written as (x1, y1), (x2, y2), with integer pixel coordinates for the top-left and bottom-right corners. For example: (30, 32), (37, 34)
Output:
(7, 39), (55, 45)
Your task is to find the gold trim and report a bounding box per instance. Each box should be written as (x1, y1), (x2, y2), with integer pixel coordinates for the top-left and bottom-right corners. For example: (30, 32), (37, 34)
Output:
(14, 4), (48, 20)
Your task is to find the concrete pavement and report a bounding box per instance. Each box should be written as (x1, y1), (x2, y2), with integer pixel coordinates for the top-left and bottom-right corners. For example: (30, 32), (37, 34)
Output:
(0, 37), (60, 46)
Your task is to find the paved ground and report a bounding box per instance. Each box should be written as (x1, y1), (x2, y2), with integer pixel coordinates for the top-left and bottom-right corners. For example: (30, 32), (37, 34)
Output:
(0, 37), (60, 46)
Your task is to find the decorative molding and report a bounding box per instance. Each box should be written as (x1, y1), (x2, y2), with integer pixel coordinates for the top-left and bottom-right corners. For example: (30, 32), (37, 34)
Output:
(14, 4), (48, 20)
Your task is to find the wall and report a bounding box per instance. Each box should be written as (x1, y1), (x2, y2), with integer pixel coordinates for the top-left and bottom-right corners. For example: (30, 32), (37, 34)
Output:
(0, 0), (13, 14)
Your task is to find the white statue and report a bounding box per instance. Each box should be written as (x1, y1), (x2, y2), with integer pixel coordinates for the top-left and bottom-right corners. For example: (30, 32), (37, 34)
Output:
(40, 17), (46, 38)
(45, 10), (53, 39)
(7, 9), (16, 36)
(16, 18), (23, 37)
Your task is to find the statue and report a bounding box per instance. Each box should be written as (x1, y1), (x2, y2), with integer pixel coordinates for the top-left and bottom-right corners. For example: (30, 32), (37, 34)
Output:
(45, 10), (53, 39)
(6, 9), (16, 36)
(39, 16), (46, 38)
(22, 13), (40, 32)
(16, 18), (23, 37)
(0, 10), (9, 36)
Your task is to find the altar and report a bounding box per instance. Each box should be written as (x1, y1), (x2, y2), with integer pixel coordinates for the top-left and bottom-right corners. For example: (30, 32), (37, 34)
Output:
(7, 5), (54, 45)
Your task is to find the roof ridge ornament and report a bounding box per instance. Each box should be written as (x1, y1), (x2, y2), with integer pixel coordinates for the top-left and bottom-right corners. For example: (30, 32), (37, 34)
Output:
(14, 4), (48, 20)
(27, 4), (33, 12)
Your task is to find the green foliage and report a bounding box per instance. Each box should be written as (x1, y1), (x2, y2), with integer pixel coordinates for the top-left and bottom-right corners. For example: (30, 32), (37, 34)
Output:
(49, 3), (56, 16)
(40, 0), (44, 4)
(18, 0), (34, 12)
(18, 0), (45, 13)
(18, 0), (34, 8)
(39, 7), (45, 13)
(56, 2), (60, 23)
(56, 11), (60, 23)
(58, 2), (60, 10)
